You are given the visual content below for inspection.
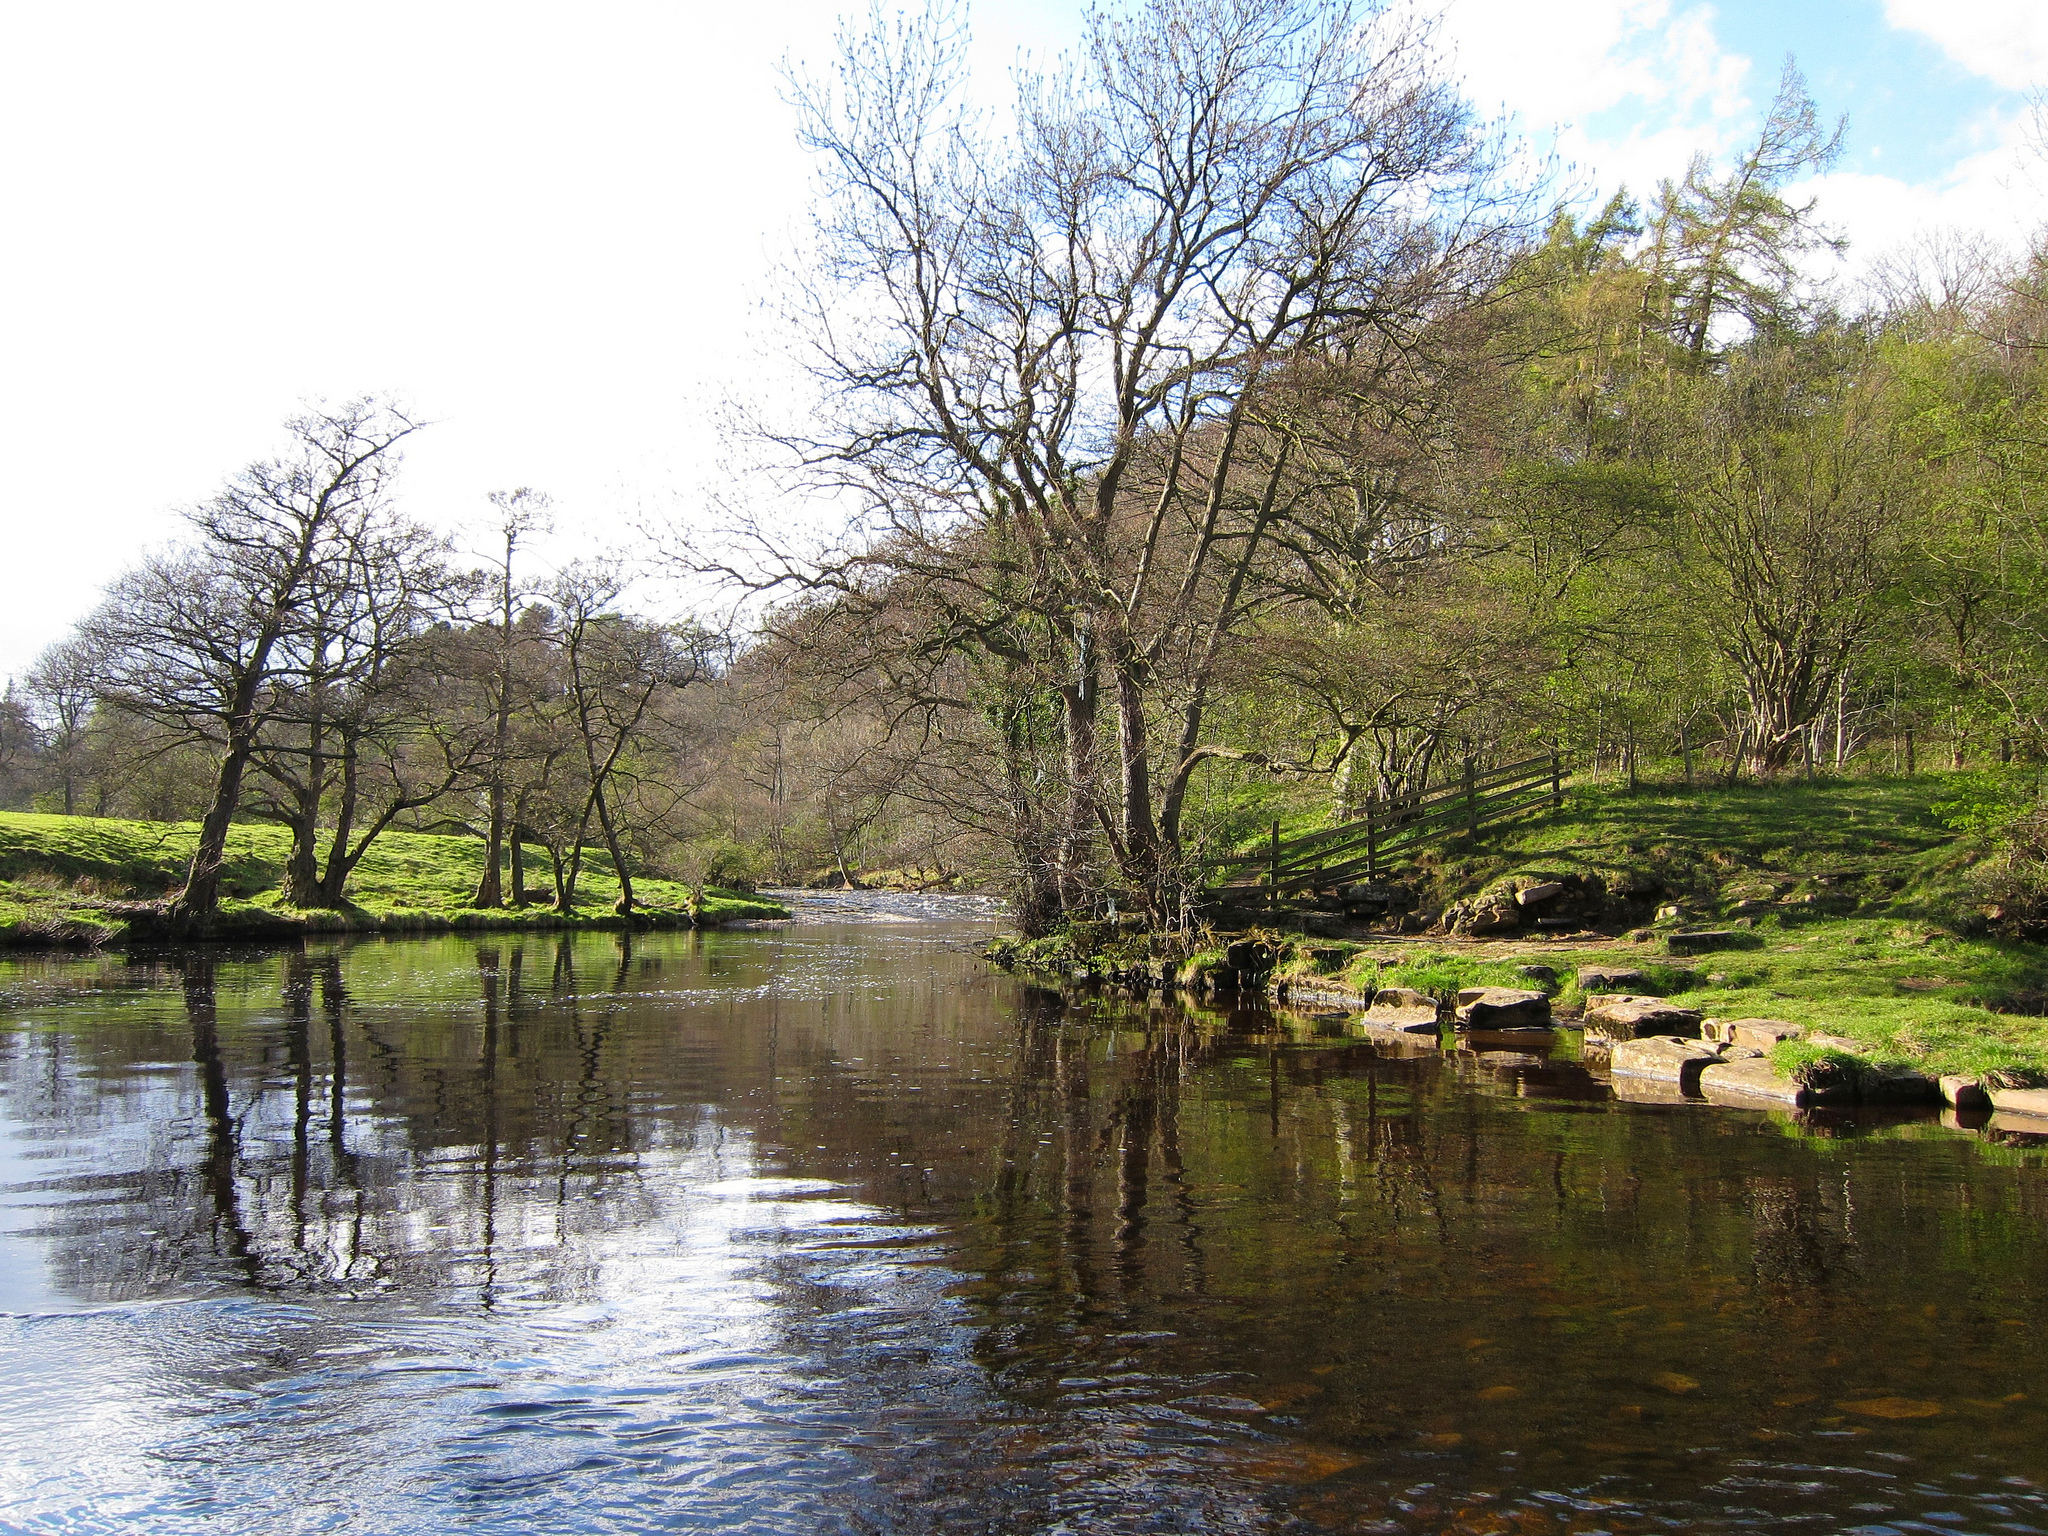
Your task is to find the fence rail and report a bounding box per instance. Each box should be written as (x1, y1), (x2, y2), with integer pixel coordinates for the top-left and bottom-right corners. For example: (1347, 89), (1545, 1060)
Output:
(1203, 752), (1564, 904)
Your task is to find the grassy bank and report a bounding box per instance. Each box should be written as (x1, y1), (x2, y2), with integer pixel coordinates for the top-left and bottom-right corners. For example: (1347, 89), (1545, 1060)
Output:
(996, 776), (2048, 1084)
(0, 811), (787, 946)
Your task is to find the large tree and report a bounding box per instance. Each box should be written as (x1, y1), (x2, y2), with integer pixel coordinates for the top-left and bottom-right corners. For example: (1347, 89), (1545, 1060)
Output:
(727, 0), (1515, 925)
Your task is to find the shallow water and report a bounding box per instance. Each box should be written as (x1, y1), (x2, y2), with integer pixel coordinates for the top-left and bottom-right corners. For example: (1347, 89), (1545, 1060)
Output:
(1, 893), (2045, 1534)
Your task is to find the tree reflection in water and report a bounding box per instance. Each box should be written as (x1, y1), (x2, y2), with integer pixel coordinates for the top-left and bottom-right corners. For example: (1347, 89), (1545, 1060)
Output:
(0, 919), (2045, 1535)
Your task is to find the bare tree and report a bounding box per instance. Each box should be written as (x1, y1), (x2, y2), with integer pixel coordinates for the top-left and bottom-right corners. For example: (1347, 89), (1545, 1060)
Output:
(716, 0), (1515, 924)
(469, 489), (553, 907)
(83, 400), (422, 926)
(22, 636), (104, 815)
(549, 564), (712, 914)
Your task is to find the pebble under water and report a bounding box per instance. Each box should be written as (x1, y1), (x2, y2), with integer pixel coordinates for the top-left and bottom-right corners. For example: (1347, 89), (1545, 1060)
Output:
(1, 893), (2045, 1534)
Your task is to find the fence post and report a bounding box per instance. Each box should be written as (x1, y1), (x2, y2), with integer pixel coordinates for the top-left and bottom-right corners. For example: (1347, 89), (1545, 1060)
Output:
(1550, 750), (1562, 808)
(1269, 819), (1280, 907)
(1365, 813), (1377, 882)
(1465, 758), (1478, 841)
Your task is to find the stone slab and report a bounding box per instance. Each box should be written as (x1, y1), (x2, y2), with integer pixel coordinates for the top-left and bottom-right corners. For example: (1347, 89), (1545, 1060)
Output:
(1454, 987), (1551, 1029)
(1941, 1075), (1992, 1111)
(1360, 1004), (1441, 1034)
(1582, 996), (1705, 1042)
(1373, 986), (1437, 1011)
(1609, 1035), (1723, 1092)
(1699, 1057), (1851, 1108)
(1989, 1086), (2048, 1118)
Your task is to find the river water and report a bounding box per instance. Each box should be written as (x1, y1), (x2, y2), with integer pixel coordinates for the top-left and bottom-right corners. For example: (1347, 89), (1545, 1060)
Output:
(1, 893), (2045, 1534)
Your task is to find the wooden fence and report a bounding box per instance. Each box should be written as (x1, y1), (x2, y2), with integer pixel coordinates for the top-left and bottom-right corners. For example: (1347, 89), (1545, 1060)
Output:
(1203, 752), (1565, 905)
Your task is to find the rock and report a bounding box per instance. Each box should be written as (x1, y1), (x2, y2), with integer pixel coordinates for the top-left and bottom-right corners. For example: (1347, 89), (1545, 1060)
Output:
(1701, 1017), (1803, 1049)
(1699, 1056), (1854, 1108)
(1515, 881), (1564, 906)
(1374, 986), (1437, 1010)
(1806, 1032), (1862, 1054)
(1225, 938), (1278, 974)
(1577, 964), (1651, 993)
(1609, 1035), (1724, 1092)
(1666, 929), (1748, 955)
(1515, 963), (1560, 986)
(1453, 987), (1552, 1029)
(1989, 1085), (2048, 1118)
(1626, 928), (1655, 943)
(1939, 1075), (1990, 1110)
(1859, 1063), (1939, 1105)
(1464, 907), (1518, 935)
(1361, 1003), (1441, 1034)
(1656, 904), (1686, 922)
(1582, 996), (1704, 1042)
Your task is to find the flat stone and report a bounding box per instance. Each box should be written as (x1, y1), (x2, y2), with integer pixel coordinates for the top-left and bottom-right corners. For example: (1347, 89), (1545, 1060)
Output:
(1806, 1032), (1863, 1054)
(1361, 1003), (1441, 1033)
(1582, 996), (1704, 1042)
(1515, 964), (1559, 986)
(1515, 881), (1564, 906)
(1454, 987), (1551, 1029)
(1578, 964), (1651, 993)
(1666, 929), (1747, 955)
(1374, 986), (1437, 1011)
(1989, 1086), (2048, 1117)
(1700, 1056), (1858, 1107)
(1610, 1035), (1723, 1092)
(1940, 1075), (1992, 1111)
(1626, 927), (1655, 943)
(1701, 1017), (1804, 1048)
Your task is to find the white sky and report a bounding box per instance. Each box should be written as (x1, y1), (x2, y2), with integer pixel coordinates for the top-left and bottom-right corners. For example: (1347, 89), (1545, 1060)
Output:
(1, 0), (2043, 682)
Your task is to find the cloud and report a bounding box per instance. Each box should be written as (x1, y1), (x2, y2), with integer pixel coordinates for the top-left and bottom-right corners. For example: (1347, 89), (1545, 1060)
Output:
(1882, 0), (2048, 93)
(1438, 0), (1754, 200)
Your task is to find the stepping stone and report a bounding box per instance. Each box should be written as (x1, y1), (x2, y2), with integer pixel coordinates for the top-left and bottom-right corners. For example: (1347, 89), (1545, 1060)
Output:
(1989, 1086), (2048, 1117)
(1374, 986), (1436, 1010)
(1699, 1056), (1855, 1108)
(1609, 1035), (1724, 1092)
(1940, 1076), (1991, 1110)
(1453, 986), (1551, 1029)
(1582, 996), (1705, 1042)
(1361, 1003), (1440, 1034)
(1701, 1017), (1803, 1048)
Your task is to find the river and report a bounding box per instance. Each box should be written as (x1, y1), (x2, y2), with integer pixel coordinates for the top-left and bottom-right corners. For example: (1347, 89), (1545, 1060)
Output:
(1, 893), (2044, 1533)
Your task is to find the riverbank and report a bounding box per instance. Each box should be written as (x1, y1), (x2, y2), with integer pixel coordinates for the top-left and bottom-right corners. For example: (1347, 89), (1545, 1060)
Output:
(0, 810), (788, 947)
(986, 777), (2048, 1108)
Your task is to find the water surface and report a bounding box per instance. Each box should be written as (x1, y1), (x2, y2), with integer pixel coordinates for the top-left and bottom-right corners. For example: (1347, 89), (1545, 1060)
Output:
(2, 894), (2045, 1533)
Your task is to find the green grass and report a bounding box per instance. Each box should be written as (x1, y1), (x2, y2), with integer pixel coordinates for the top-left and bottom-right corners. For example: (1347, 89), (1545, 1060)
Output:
(0, 810), (787, 944)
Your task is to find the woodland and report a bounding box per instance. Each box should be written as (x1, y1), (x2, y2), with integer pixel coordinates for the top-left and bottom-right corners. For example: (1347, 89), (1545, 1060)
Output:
(4, 0), (2048, 938)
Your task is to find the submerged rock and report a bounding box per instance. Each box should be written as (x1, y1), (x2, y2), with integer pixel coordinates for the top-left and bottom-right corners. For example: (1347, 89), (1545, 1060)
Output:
(1582, 996), (1704, 1042)
(1453, 986), (1551, 1029)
